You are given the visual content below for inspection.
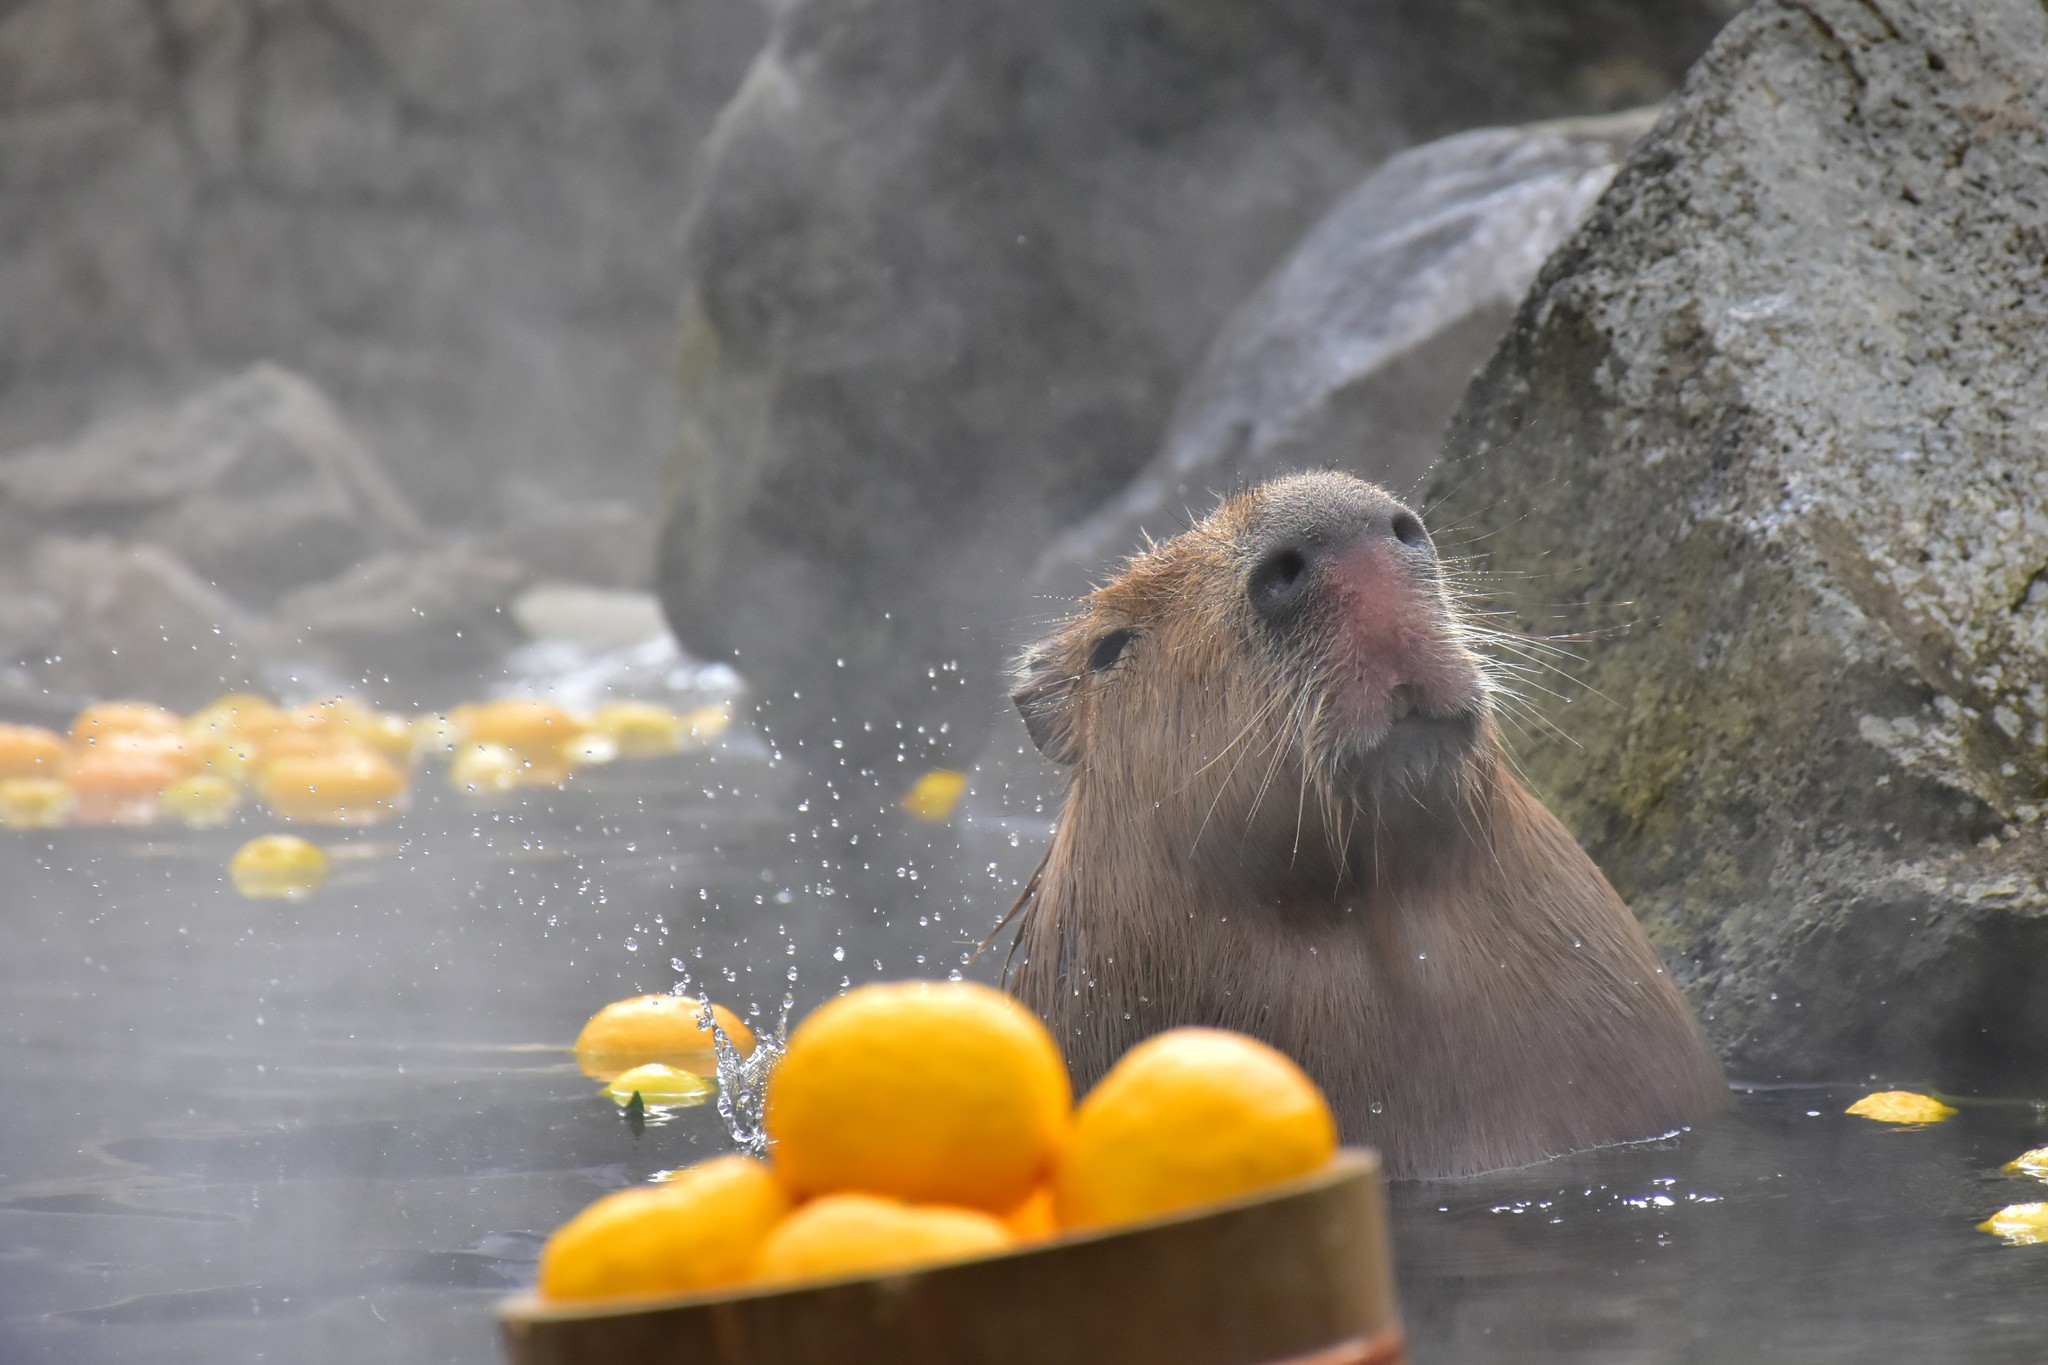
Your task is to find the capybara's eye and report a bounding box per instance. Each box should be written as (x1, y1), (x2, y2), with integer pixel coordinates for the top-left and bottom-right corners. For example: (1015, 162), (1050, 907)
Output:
(1087, 629), (1137, 673)
(1391, 511), (1428, 548)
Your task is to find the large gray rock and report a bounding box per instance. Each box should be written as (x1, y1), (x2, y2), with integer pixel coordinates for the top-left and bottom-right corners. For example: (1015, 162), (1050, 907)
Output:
(0, 0), (766, 520)
(276, 542), (534, 690)
(17, 539), (265, 707)
(0, 367), (661, 710)
(1037, 111), (1654, 606)
(0, 364), (422, 603)
(659, 0), (1739, 764)
(1432, 0), (2048, 1084)
(477, 488), (657, 591)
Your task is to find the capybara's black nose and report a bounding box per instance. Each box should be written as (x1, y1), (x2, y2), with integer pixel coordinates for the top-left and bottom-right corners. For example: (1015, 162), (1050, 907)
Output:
(1247, 542), (1314, 620)
(1246, 504), (1430, 625)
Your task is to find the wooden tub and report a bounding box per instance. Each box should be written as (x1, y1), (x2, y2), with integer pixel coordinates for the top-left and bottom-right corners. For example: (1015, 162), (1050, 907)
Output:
(499, 1147), (1401, 1365)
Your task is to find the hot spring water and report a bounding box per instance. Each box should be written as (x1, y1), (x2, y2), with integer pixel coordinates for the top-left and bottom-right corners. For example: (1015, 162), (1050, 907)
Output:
(3, 722), (2046, 1364)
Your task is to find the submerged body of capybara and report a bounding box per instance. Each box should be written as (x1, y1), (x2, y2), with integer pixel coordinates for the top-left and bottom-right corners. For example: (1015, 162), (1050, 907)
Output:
(1004, 472), (1728, 1179)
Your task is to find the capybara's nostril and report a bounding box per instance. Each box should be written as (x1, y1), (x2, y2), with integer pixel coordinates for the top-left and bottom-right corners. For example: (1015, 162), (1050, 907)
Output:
(1390, 511), (1428, 549)
(1248, 545), (1312, 621)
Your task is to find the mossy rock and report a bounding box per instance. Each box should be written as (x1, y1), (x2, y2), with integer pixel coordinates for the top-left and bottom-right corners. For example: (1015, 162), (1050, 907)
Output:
(1433, 0), (2048, 1084)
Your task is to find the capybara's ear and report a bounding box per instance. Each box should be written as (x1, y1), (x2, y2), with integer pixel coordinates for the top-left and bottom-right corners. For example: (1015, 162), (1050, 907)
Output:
(1011, 641), (1081, 766)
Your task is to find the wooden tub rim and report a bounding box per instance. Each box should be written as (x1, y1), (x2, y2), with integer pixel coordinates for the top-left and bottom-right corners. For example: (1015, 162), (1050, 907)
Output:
(500, 1145), (1385, 1324)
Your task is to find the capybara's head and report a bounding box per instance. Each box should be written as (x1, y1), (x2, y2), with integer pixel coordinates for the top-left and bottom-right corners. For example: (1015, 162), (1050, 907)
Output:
(1008, 476), (1732, 1174)
(1014, 472), (1491, 882)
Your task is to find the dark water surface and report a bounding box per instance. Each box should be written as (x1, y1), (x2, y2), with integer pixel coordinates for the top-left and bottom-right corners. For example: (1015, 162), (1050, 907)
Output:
(3, 745), (2045, 1364)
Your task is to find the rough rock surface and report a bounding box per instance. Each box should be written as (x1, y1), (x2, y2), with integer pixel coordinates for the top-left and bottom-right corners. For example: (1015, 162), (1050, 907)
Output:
(1431, 0), (2048, 1084)
(0, 364), (422, 602)
(658, 0), (1740, 763)
(275, 543), (534, 688)
(477, 492), (657, 591)
(20, 539), (264, 707)
(1036, 111), (1654, 607)
(0, 367), (660, 710)
(0, 0), (766, 519)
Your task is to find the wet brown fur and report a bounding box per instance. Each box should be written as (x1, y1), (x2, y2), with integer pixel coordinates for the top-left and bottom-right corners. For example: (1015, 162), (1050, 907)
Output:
(1004, 472), (1729, 1179)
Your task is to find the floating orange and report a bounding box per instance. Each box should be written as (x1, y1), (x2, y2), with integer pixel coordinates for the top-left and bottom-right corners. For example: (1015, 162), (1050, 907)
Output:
(0, 777), (75, 829)
(588, 701), (686, 758)
(161, 773), (243, 828)
(463, 698), (583, 755)
(64, 748), (186, 824)
(0, 723), (71, 779)
(257, 748), (409, 825)
(228, 834), (329, 899)
(574, 995), (755, 1080)
(71, 701), (182, 744)
(186, 693), (290, 748)
(1845, 1091), (1956, 1125)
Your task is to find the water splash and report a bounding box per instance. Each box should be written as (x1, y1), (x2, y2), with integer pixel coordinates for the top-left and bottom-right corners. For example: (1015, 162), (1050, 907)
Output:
(701, 996), (790, 1157)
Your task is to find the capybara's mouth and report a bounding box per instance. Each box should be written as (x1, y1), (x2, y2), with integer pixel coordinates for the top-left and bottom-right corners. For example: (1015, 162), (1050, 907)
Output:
(1323, 699), (1484, 801)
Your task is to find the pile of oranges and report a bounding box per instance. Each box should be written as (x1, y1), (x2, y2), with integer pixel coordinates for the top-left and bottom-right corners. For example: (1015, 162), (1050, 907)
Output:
(538, 981), (1338, 1302)
(0, 694), (730, 832)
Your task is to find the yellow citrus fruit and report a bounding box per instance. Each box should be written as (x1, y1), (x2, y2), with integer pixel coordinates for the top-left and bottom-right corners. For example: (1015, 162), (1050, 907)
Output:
(562, 731), (619, 767)
(186, 693), (289, 747)
(101, 729), (204, 775)
(351, 713), (418, 767)
(448, 743), (572, 794)
(764, 980), (1071, 1213)
(64, 748), (185, 823)
(1000, 1185), (1058, 1243)
(1979, 1202), (2048, 1245)
(1053, 1027), (1337, 1231)
(0, 777), (75, 829)
(588, 701), (686, 758)
(448, 743), (523, 795)
(71, 701), (182, 744)
(751, 1193), (1012, 1285)
(66, 746), (186, 792)
(229, 834), (329, 900)
(463, 698), (582, 754)
(1845, 1091), (1956, 1124)
(160, 773), (243, 827)
(412, 712), (459, 758)
(900, 769), (968, 821)
(307, 703), (411, 764)
(0, 723), (71, 778)
(2005, 1147), (2048, 1180)
(677, 703), (731, 746)
(257, 748), (408, 824)
(289, 695), (385, 740)
(603, 1063), (715, 1109)
(196, 739), (261, 784)
(253, 728), (341, 765)
(538, 1156), (792, 1301)
(574, 995), (755, 1080)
